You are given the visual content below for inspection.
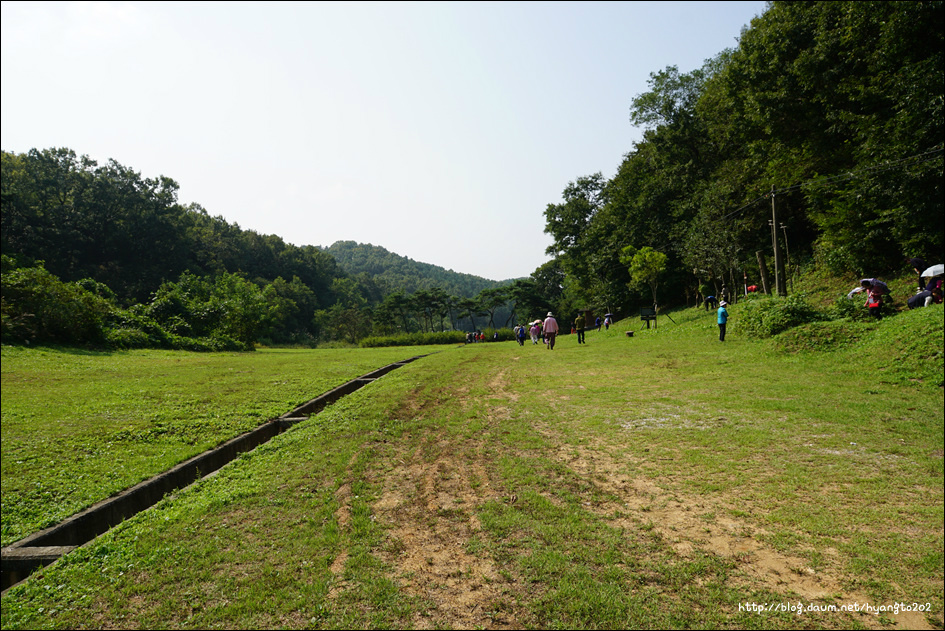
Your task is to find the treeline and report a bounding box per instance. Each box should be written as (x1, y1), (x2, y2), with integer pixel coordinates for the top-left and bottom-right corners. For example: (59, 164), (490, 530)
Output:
(0, 253), (529, 350)
(541, 1), (943, 318)
(1, 148), (341, 304)
(1, 149), (531, 348)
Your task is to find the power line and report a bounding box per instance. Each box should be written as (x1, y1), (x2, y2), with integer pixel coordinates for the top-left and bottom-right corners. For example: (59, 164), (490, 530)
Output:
(720, 145), (944, 220)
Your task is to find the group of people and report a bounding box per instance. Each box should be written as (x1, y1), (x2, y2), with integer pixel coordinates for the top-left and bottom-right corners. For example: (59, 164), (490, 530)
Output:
(511, 310), (605, 350)
(906, 257), (943, 310)
(507, 310), (629, 350)
(513, 312), (563, 350)
(503, 257), (942, 351)
(849, 257), (943, 319)
(465, 331), (495, 343)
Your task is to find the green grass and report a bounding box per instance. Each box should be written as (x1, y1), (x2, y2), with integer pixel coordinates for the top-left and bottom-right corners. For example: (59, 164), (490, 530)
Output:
(1, 303), (942, 629)
(0, 345), (443, 546)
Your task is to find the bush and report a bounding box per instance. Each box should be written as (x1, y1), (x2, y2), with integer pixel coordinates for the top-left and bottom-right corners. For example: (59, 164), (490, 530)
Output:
(103, 327), (154, 349)
(1, 261), (111, 346)
(828, 295), (898, 321)
(103, 317), (244, 352)
(739, 294), (825, 339)
(105, 307), (175, 348)
(1, 260), (256, 352)
(360, 331), (468, 348)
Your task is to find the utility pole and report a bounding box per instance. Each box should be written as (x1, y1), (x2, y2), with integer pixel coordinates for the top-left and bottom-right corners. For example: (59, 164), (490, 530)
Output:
(770, 186), (786, 296)
(780, 222), (791, 292)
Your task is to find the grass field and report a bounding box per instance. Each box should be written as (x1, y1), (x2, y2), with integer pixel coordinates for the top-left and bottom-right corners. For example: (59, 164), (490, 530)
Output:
(0, 346), (430, 547)
(1, 302), (942, 629)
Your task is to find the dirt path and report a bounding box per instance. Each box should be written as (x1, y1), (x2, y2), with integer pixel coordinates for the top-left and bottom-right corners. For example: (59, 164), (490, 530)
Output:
(325, 368), (937, 630)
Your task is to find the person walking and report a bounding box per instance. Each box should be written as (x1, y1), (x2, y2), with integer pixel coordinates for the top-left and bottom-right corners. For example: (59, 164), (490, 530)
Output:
(543, 312), (560, 350)
(574, 312), (586, 344)
(717, 300), (729, 342)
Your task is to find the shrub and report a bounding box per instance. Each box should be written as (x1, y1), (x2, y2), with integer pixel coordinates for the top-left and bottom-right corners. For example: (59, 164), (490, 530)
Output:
(103, 327), (154, 349)
(105, 307), (174, 348)
(1, 261), (110, 345)
(1, 260), (255, 352)
(829, 296), (870, 322)
(360, 331), (467, 348)
(828, 293), (899, 322)
(738, 294), (825, 339)
(199, 333), (246, 352)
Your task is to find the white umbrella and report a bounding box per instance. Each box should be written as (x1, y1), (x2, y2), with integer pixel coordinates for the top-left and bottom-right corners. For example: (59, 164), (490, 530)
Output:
(921, 264), (944, 278)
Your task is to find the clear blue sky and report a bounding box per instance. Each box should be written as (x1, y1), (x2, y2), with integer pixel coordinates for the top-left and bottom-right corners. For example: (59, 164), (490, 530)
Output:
(1, 1), (768, 281)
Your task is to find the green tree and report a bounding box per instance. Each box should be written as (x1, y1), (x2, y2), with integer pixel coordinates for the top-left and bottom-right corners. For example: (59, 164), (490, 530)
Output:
(476, 286), (509, 330)
(315, 277), (372, 344)
(529, 259), (567, 317)
(425, 287), (453, 331)
(630, 64), (709, 130)
(621, 246), (668, 311)
(720, 0), (944, 272)
(213, 273), (269, 349)
(262, 276), (318, 345)
(375, 291), (413, 334)
(410, 289), (436, 333)
(457, 297), (486, 331)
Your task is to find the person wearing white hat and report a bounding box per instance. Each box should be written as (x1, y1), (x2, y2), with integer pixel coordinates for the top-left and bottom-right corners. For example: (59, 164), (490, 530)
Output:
(543, 312), (559, 350)
(717, 301), (729, 342)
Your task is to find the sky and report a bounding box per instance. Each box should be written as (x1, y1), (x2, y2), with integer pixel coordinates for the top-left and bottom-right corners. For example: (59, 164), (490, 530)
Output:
(1, 1), (768, 281)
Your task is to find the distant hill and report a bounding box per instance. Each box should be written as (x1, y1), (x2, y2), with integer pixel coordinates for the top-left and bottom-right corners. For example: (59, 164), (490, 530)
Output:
(324, 241), (509, 298)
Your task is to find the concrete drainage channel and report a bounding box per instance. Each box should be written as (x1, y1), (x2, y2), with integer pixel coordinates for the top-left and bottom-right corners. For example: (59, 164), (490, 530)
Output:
(1, 354), (427, 593)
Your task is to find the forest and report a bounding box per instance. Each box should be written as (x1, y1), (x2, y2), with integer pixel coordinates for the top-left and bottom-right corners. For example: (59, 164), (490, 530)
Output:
(2, 1), (942, 349)
(543, 0), (943, 318)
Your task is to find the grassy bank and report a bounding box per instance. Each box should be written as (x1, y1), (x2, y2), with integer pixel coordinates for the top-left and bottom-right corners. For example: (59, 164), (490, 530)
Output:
(1, 304), (942, 629)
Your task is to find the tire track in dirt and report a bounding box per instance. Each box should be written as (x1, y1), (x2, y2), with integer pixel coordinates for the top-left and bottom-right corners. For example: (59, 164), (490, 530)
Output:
(326, 452), (358, 599)
(363, 369), (522, 628)
(371, 435), (518, 629)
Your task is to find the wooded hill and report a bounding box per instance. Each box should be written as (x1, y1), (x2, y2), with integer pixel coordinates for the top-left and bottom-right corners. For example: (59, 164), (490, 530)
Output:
(0, 148), (516, 348)
(324, 241), (508, 299)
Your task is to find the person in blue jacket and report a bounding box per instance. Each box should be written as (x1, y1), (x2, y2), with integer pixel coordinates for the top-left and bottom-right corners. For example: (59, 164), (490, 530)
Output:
(717, 300), (729, 342)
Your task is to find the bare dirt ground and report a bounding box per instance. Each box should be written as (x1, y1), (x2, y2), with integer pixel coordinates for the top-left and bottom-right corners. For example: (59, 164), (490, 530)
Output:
(325, 370), (938, 630)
